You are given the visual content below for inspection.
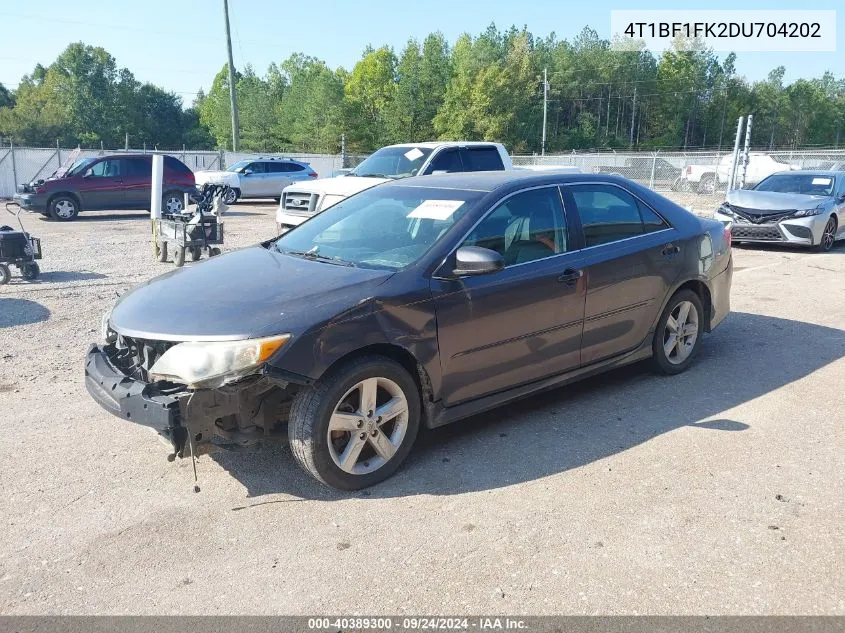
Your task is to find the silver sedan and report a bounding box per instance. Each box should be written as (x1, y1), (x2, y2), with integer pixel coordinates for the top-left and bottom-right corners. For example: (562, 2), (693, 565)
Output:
(714, 171), (845, 251)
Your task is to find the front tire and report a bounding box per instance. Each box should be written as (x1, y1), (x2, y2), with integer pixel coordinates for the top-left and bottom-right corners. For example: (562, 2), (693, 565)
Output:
(818, 216), (837, 252)
(651, 290), (704, 375)
(0, 263), (10, 285)
(697, 174), (717, 195)
(288, 356), (421, 490)
(223, 188), (239, 205)
(49, 195), (79, 221)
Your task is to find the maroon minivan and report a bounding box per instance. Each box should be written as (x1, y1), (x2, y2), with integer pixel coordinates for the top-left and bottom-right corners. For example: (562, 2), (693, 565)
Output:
(13, 154), (196, 221)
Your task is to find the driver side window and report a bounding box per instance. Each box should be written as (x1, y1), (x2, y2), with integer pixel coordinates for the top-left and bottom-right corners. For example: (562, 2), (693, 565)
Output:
(88, 159), (121, 178)
(463, 187), (569, 267)
(426, 149), (463, 174)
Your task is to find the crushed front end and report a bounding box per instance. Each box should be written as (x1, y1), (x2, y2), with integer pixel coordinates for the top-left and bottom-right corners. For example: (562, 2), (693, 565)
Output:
(85, 333), (298, 459)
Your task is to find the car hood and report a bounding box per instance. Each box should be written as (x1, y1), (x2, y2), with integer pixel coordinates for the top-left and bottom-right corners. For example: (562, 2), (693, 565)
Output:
(726, 189), (829, 212)
(282, 175), (389, 196)
(109, 246), (394, 341)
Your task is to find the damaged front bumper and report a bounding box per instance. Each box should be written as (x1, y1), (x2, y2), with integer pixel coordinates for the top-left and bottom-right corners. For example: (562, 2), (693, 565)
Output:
(85, 343), (299, 457)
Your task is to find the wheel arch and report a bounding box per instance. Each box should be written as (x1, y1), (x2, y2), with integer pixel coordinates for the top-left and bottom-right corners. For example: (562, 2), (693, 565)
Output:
(668, 278), (713, 332)
(319, 343), (435, 428)
(47, 191), (81, 211)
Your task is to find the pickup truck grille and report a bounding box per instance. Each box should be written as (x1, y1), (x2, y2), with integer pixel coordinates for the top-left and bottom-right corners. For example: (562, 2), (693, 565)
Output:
(281, 191), (319, 216)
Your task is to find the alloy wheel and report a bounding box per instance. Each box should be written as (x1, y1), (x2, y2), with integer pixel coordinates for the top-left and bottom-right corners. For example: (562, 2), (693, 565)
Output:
(821, 218), (836, 251)
(326, 377), (409, 475)
(663, 300), (699, 365)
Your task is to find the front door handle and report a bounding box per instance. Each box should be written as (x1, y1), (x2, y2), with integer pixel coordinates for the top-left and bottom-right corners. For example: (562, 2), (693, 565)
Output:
(557, 268), (583, 285)
(662, 244), (681, 257)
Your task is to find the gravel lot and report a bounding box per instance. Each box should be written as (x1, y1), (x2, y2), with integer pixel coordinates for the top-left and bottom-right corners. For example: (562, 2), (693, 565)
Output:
(0, 197), (843, 615)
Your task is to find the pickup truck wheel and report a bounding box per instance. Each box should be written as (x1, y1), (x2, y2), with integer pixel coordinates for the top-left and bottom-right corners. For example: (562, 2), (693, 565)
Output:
(49, 196), (79, 221)
(0, 264), (10, 285)
(288, 356), (421, 490)
(697, 174), (717, 194)
(223, 188), (239, 205)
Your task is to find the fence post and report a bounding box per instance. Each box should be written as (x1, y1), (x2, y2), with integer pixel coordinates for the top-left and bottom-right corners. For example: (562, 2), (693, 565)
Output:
(340, 133), (347, 169)
(219, 149), (225, 170)
(10, 140), (17, 187)
(56, 139), (62, 170)
(649, 151), (658, 189)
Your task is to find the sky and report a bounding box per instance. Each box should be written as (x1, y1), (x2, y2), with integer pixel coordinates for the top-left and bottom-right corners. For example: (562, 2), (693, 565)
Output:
(1, 0), (843, 105)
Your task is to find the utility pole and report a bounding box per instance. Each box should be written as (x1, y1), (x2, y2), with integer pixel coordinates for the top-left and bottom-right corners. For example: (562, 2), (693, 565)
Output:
(541, 67), (548, 156)
(223, 0), (240, 151)
(629, 85), (637, 148)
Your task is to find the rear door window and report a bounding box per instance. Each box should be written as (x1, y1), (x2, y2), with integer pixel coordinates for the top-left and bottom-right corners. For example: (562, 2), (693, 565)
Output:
(462, 147), (505, 171)
(124, 158), (151, 178)
(426, 149), (464, 174)
(569, 184), (668, 247)
(164, 156), (192, 175)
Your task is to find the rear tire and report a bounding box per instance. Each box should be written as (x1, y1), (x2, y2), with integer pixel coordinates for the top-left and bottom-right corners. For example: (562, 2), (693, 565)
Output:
(651, 289), (704, 375)
(0, 263), (10, 285)
(173, 246), (186, 267)
(49, 195), (79, 221)
(288, 356), (421, 490)
(163, 191), (184, 215)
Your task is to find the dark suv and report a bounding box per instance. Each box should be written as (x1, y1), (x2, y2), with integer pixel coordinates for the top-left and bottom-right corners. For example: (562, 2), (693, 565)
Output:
(13, 154), (196, 221)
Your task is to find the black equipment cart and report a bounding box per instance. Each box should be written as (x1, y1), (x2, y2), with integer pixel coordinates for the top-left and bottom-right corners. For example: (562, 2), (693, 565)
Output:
(1, 202), (42, 285)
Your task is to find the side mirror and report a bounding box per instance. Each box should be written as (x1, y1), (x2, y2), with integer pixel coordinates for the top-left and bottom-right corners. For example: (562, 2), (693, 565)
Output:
(453, 246), (504, 277)
(242, 169), (253, 175)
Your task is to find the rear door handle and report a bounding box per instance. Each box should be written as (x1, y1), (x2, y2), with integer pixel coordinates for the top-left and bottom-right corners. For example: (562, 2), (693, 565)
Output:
(662, 244), (680, 257)
(557, 268), (583, 285)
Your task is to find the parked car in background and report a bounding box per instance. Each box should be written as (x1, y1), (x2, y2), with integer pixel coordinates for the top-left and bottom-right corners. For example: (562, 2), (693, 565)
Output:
(592, 157), (682, 187)
(275, 141), (512, 234)
(86, 171), (732, 490)
(194, 157), (317, 204)
(714, 170), (845, 251)
(678, 152), (796, 194)
(13, 154), (195, 221)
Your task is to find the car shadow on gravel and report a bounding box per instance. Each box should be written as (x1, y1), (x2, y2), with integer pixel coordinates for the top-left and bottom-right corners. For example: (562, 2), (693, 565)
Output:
(213, 311), (845, 501)
(0, 298), (50, 328)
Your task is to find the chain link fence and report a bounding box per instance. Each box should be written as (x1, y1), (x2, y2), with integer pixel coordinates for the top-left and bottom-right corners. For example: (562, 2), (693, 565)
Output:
(513, 149), (845, 198)
(0, 145), (372, 199)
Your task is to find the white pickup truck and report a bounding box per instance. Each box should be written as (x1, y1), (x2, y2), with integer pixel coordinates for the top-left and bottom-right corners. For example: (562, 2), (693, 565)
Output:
(275, 141), (513, 233)
(677, 152), (796, 194)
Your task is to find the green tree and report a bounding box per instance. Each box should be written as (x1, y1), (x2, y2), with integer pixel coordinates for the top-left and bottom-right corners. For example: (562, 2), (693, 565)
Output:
(344, 46), (397, 150)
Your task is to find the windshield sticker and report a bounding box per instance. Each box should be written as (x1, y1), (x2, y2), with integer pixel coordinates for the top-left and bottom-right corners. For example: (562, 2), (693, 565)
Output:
(812, 177), (832, 185)
(407, 200), (464, 220)
(404, 147), (425, 161)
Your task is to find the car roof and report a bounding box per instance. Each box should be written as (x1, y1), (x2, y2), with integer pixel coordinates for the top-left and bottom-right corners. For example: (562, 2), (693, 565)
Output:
(768, 170), (840, 176)
(388, 171), (627, 192)
(381, 141), (503, 150)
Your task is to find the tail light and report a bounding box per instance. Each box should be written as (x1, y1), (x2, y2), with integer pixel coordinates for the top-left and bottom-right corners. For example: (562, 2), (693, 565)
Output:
(723, 225), (732, 250)
(308, 172), (318, 178)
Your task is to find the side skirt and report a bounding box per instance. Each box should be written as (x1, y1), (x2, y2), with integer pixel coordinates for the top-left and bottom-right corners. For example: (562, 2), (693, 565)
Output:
(427, 337), (654, 429)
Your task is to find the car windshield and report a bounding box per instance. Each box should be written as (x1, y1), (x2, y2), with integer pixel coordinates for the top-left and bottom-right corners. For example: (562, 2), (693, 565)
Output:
(350, 146), (433, 179)
(226, 160), (251, 173)
(64, 157), (95, 177)
(754, 174), (835, 196)
(274, 185), (483, 270)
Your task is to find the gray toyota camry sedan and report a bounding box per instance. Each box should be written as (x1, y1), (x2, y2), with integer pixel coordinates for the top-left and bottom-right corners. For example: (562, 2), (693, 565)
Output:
(86, 172), (733, 490)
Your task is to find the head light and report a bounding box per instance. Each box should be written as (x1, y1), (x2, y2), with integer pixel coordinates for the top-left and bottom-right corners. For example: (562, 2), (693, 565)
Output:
(149, 334), (290, 388)
(792, 207), (823, 217)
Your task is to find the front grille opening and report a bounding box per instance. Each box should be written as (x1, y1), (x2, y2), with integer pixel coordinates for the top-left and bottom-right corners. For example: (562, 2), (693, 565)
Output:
(111, 335), (177, 383)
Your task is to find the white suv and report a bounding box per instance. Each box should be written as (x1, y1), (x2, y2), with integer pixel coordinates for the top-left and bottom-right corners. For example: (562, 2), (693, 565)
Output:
(195, 158), (317, 204)
(276, 142), (512, 233)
